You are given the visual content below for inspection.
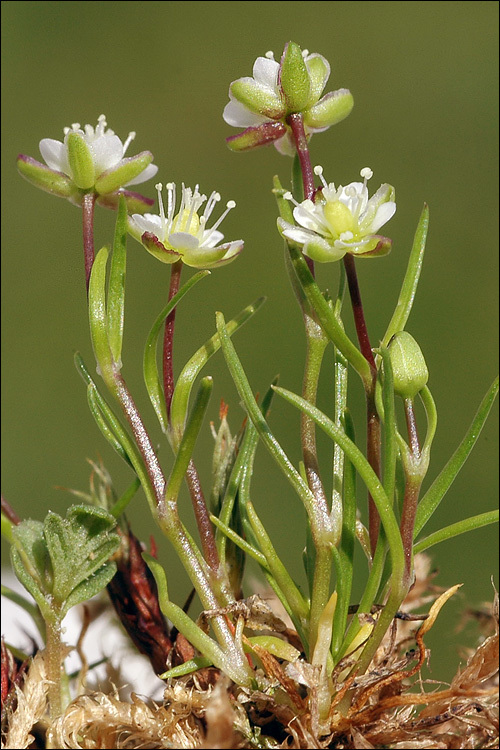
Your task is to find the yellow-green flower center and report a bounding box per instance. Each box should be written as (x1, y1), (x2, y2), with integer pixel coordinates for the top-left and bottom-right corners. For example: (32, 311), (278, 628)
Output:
(323, 200), (355, 236)
(173, 207), (200, 235)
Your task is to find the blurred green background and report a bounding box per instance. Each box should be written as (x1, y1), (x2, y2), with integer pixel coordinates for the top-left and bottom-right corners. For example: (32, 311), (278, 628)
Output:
(2, 1), (498, 680)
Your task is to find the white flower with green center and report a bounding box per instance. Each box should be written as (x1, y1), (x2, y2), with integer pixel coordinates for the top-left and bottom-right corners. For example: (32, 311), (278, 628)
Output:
(17, 114), (157, 212)
(128, 183), (243, 269)
(278, 167), (396, 262)
(223, 42), (353, 155)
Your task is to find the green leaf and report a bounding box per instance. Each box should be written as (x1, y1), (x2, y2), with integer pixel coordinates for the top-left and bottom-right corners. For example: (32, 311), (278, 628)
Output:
(169, 297), (266, 445)
(215, 312), (318, 529)
(43, 505), (119, 607)
(107, 195), (128, 366)
(382, 204), (429, 348)
(414, 377), (499, 537)
(143, 552), (253, 686)
(414, 510), (499, 554)
(272, 385), (405, 577)
(143, 270), (210, 433)
(11, 520), (51, 606)
(88, 246), (114, 378)
(62, 561), (117, 615)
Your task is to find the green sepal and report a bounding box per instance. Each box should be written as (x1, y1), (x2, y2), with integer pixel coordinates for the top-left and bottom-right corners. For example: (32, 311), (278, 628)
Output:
(280, 41), (311, 112)
(95, 151), (153, 195)
(230, 79), (284, 119)
(66, 131), (95, 190)
(304, 89), (354, 129)
(305, 55), (330, 106)
(96, 190), (155, 214)
(226, 122), (287, 152)
(17, 155), (79, 202)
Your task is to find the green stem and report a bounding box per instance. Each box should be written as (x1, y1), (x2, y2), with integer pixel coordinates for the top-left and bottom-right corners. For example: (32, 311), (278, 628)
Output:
(45, 616), (63, 721)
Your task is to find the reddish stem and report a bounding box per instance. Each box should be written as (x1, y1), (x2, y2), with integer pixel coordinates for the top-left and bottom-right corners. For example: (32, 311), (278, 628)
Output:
(343, 253), (381, 554)
(185, 460), (221, 572)
(163, 260), (183, 418)
(82, 192), (97, 293)
(1, 495), (21, 525)
(286, 113), (315, 200)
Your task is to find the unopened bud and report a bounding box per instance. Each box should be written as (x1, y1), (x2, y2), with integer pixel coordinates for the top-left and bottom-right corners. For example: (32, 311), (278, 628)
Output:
(388, 331), (428, 399)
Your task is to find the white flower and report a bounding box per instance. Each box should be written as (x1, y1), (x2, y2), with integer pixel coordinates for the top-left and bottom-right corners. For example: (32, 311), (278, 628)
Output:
(38, 114), (157, 193)
(128, 183), (243, 269)
(278, 167), (396, 262)
(223, 45), (353, 156)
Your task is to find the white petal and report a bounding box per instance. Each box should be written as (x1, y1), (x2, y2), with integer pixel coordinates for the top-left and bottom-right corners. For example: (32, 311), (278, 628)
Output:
(39, 138), (69, 174)
(280, 224), (318, 246)
(132, 213), (163, 236)
(168, 231), (200, 253)
(252, 56), (280, 90)
(125, 163), (159, 187)
(90, 134), (124, 175)
(293, 203), (329, 235)
(368, 202), (396, 234)
(200, 229), (224, 248)
(273, 131), (295, 156)
(223, 99), (267, 128)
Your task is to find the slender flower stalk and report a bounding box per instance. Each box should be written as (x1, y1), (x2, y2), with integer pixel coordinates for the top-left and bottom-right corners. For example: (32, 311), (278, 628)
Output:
(82, 192), (97, 292)
(163, 260), (183, 418)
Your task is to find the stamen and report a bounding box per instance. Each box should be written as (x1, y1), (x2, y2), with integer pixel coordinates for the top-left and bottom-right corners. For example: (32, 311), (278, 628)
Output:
(155, 183), (166, 234)
(202, 199), (236, 243)
(265, 51), (275, 59)
(71, 123), (81, 131)
(314, 165), (328, 189)
(166, 182), (176, 222)
(122, 131), (136, 154)
(302, 49), (310, 58)
(360, 167), (373, 181)
(96, 115), (107, 138)
(203, 191), (221, 221)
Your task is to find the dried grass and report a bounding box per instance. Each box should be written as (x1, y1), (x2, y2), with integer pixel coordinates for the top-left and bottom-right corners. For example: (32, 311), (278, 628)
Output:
(2, 558), (498, 749)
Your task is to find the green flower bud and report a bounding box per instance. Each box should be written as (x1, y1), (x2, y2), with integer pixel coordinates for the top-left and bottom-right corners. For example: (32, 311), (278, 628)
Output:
(388, 331), (429, 399)
(280, 41), (311, 112)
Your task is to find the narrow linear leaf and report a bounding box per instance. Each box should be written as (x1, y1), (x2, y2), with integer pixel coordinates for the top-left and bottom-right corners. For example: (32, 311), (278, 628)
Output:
(75, 353), (158, 514)
(216, 312), (317, 524)
(273, 385), (405, 576)
(144, 270), (210, 433)
(414, 377), (499, 537)
(170, 297), (266, 445)
(88, 246), (114, 377)
(144, 553), (252, 686)
(210, 514), (269, 569)
(107, 195), (128, 366)
(109, 476), (141, 518)
(164, 377), (213, 504)
(87, 384), (133, 467)
(382, 204), (429, 348)
(414, 510), (499, 554)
